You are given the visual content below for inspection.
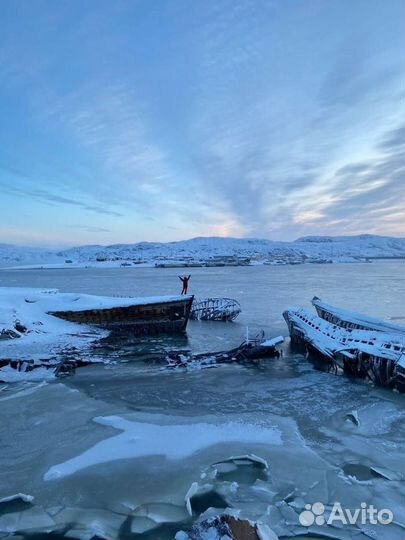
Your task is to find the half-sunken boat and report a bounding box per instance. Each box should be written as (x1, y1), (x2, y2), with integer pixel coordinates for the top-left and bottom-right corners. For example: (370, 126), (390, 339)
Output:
(284, 307), (405, 392)
(190, 297), (241, 321)
(165, 333), (284, 368)
(312, 296), (405, 335)
(49, 294), (194, 335)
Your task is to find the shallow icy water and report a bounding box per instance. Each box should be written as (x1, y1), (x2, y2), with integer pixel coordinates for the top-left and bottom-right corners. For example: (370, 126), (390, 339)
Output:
(0, 263), (404, 539)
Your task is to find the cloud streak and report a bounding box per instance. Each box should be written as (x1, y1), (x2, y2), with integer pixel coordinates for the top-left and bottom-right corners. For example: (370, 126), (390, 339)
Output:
(0, 169), (123, 217)
(0, 0), (404, 245)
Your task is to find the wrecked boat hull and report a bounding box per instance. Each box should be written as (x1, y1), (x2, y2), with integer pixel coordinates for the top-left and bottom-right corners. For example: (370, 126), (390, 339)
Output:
(165, 336), (284, 368)
(312, 296), (405, 335)
(49, 296), (194, 335)
(190, 297), (241, 321)
(284, 308), (405, 393)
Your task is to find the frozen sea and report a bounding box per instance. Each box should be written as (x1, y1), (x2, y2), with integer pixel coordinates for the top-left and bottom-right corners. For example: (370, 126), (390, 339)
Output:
(0, 262), (404, 539)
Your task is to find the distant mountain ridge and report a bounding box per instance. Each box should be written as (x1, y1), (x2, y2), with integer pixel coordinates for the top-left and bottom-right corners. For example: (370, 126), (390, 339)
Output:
(294, 234), (403, 243)
(0, 234), (404, 267)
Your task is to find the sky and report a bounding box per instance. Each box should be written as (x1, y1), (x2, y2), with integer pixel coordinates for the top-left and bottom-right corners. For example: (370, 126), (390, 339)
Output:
(0, 0), (404, 247)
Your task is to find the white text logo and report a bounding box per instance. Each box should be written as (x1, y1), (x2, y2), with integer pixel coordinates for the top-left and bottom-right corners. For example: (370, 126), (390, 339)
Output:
(299, 502), (393, 527)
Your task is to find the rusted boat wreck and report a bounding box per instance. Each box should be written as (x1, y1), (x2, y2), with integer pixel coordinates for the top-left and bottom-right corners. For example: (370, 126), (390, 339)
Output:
(49, 294), (194, 335)
(284, 304), (405, 392)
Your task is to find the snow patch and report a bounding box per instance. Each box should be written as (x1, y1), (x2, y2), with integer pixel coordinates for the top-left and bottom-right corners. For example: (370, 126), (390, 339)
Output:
(44, 416), (281, 480)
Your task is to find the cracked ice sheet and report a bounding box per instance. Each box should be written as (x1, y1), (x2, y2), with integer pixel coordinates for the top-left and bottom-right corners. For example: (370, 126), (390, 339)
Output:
(314, 400), (405, 540)
(44, 416), (283, 480)
(0, 382), (123, 501)
(39, 409), (343, 536)
(324, 400), (405, 476)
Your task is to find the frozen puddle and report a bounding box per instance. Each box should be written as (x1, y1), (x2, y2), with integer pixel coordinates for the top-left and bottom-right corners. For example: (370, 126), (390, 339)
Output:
(44, 416), (282, 480)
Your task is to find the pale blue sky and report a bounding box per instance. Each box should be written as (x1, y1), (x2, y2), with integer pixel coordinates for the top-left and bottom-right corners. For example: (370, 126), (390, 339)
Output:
(1, 0), (404, 246)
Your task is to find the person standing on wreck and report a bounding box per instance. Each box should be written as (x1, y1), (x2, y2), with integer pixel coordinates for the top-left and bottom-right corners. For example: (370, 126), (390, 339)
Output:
(179, 275), (191, 295)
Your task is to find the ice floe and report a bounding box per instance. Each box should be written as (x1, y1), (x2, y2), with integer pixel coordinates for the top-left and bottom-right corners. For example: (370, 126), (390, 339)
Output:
(0, 493), (34, 504)
(130, 502), (189, 534)
(0, 381), (48, 401)
(52, 506), (126, 540)
(0, 507), (55, 534)
(44, 415), (282, 480)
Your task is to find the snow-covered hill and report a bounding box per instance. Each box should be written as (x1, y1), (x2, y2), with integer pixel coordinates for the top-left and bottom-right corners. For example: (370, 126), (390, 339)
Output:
(0, 235), (405, 268)
(0, 244), (61, 268)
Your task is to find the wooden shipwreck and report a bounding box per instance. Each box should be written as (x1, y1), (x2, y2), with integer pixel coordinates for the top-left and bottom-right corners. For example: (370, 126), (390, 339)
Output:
(190, 297), (241, 321)
(165, 334), (284, 368)
(49, 295), (194, 335)
(284, 304), (405, 392)
(312, 296), (405, 335)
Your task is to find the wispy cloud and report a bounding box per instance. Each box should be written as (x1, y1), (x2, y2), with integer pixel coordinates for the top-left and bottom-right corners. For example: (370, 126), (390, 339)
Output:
(0, 169), (123, 217)
(284, 124), (405, 236)
(68, 224), (112, 233)
(0, 0), (404, 245)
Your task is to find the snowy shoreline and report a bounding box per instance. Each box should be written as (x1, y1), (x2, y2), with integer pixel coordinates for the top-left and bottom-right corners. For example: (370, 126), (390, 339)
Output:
(1, 234), (405, 269)
(0, 287), (192, 382)
(2, 257), (405, 271)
